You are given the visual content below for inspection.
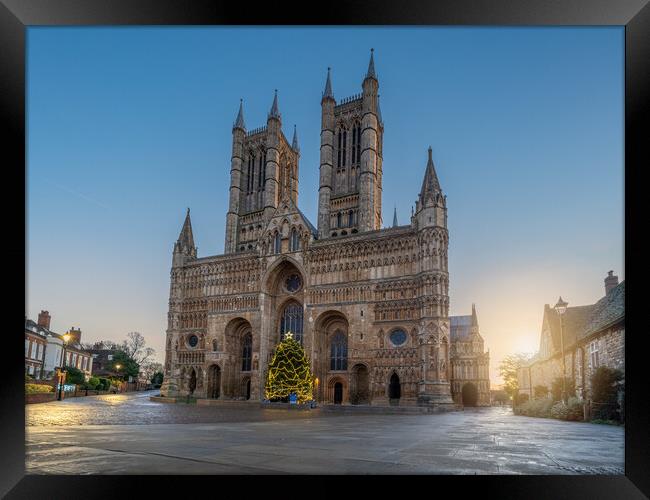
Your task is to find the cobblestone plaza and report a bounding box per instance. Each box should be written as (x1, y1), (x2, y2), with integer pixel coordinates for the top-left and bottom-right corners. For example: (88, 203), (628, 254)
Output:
(26, 391), (624, 475)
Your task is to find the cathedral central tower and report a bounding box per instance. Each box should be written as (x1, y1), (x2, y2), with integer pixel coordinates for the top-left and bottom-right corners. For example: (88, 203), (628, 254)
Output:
(317, 50), (384, 239)
(224, 92), (300, 253)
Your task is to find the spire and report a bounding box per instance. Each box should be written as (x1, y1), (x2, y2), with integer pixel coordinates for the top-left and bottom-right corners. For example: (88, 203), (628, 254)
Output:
(322, 67), (334, 100)
(233, 99), (245, 130)
(292, 124), (299, 152)
(365, 48), (377, 80)
(392, 206), (398, 227)
(418, 146), (442, 205)
(268, 89), (281, 120)
(471, 304), (479, 327)
(176, 207), (196, 254)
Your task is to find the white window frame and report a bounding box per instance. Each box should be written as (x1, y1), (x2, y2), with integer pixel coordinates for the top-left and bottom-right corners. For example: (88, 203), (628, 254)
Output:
(25, 339), (30, 357)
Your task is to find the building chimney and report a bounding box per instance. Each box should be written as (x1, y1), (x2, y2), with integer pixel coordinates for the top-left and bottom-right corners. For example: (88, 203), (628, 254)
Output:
(37, 310), (51, 330)
(604, 270), (619, 296)
(68, 326), (82, 345)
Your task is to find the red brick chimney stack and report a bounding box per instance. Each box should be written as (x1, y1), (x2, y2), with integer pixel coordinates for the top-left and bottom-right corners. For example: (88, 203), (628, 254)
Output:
(68, 326), (82, 345)
(37, 310), (51, 330)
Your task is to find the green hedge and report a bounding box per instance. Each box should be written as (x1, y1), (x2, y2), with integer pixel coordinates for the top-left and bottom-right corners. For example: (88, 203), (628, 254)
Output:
(25, 383), (54, 394)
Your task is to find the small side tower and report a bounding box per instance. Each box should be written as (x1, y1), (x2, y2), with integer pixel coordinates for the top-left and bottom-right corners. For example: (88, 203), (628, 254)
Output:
(414, 146), (447, 230)
(358, 49), (381, 232)
(225, 100), (246, 253)
(264, 90), (282, 218)
(317, 67), (335, 238)
(173, 208), (197, 268)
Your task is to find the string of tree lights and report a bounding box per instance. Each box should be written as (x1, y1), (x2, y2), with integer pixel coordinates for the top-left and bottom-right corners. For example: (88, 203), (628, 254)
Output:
(264, 332), (314, 403)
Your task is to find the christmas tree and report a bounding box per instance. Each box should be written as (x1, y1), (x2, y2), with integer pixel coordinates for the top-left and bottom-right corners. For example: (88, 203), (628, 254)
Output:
(265, 332), (314, 403)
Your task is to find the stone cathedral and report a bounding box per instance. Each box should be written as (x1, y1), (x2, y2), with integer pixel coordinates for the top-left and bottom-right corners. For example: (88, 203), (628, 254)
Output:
(161, 51), (490, 408)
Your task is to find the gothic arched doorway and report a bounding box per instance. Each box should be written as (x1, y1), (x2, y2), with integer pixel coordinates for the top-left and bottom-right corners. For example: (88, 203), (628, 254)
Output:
(242, 378), (251, 400)
(189, 369), (197, 395)
(389, 373), (401, 405)
(334, 382), (343, 404)
(351, 364), (369, 405)
(208, 365), (221, 399)
(462, 382), (478, 407)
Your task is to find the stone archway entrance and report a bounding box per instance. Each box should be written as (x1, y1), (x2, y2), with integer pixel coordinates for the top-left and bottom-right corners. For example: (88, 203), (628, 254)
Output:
(351, 364), (370, 405)
(189, 369), (197, 395)
(242, 378), (251, 400)
(462, 382), (478, 407)
(389, 373), (401, 405)
(208, 365), (221, 399)
(334, 382), (343, 404)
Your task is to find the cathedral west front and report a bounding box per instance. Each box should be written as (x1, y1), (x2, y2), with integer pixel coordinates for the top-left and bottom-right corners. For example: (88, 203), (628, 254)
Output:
(161, 50), (490, 408)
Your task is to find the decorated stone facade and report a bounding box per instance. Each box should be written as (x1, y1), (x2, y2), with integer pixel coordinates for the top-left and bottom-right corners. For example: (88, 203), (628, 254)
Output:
(161, 51), (488, 408)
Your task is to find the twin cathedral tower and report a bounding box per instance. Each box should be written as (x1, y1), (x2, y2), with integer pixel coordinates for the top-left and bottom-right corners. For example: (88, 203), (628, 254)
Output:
(162, 50), (491, 407)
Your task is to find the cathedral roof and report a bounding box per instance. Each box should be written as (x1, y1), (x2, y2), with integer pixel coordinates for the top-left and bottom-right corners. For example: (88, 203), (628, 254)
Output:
(450, 315), (473, 341)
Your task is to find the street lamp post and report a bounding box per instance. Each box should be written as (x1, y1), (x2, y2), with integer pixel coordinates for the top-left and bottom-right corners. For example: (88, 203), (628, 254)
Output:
(554, 296), (568, 404)
(115, 364), (122, 393)
(56, 333), (72, 401)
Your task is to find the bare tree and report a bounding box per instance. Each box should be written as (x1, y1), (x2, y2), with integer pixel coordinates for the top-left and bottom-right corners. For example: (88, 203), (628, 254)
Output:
(81, 340), (120, 351)
(120, 332), (155, 366)
(140, 361), (163, 383)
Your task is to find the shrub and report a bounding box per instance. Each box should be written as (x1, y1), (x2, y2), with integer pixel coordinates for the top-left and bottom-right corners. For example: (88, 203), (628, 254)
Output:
(551, 401), (569, 420)
(566, 397), (585, 421)
(87, 377), (100, 389)
(25, 373), (34, 382)
(551, 377), (575, 402)
(65, 367), (85, 385)
(515, 398), (553, 418)
(25, 383), (54, 394)
(591, 367), (623, 422)
(98, 378), (110, 391)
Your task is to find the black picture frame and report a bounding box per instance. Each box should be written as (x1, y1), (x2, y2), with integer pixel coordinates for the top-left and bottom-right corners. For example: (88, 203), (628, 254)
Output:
(2, 0), (647, 497)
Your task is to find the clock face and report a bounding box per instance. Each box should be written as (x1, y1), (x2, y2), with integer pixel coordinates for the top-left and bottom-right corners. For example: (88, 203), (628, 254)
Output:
(188, 335), (199, 348)
(285, 274), (302, 293)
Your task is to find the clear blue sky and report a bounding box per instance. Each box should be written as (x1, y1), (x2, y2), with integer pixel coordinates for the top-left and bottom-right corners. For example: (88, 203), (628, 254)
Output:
(27, 27), (624, 384)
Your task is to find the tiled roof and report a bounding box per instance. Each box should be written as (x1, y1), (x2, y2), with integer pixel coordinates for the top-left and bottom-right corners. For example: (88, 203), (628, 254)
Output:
(545, 304), (595, 352)
(581, 281), (625, 338)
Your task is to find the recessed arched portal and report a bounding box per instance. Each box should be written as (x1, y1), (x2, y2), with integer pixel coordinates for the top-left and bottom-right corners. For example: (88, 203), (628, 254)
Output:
(208, 364), (221, 399)
(461, 382), (479, 407)
(334, 382), (343, 404)
(314, 310), (350, 403)
(351, 364), (370, 405)
(189, 368), (197, 395)
(389, 372), (401, 405)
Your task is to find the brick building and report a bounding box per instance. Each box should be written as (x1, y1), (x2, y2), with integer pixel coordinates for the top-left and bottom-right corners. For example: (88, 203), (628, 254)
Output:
(518, 271), (624, 402)
(24, 311), (94, 380)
